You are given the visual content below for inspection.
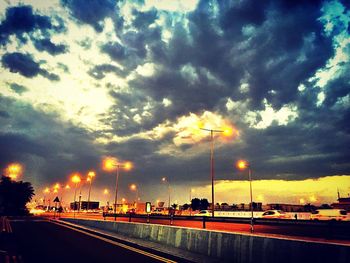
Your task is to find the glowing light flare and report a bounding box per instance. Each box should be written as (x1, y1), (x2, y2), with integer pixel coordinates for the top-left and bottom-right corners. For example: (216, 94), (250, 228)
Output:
(102, 157), (118, 171)
(236, 160), (249, 170)
(162, 177), (167, 182)
(299, 198), (305, 204)
(65, 184), (70, 189)
(130, 184), (137, 191)
(103, 189), (109, 195)
(102, 157), (132, 171)
(8, 174), (18, 180)
(8, 163), (22, 174)
(5, 163), (23, 180)
(124, 161), (133, 171)
(43, 187), (50, 194)
(309, 195), (317, 202)
(53, 183), (60, 190)
(71, 174), (81, 184)
(88, 171), (96, 178)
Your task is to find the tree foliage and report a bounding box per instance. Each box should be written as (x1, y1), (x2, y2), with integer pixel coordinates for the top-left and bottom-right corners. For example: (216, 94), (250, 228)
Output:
(0, 176), (35, 215)
(191, 198), (209, 210)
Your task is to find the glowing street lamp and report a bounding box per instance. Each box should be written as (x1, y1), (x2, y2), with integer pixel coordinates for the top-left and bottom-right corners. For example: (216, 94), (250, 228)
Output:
(200, 126), (233, 217)
(71, 173), (81, 218)
(86, 171), (96, 211)
(236, 160), (254, 232)
(102, 157), (132, 220)
(5, 163), (23, 180)
(162, 177), (171, 214)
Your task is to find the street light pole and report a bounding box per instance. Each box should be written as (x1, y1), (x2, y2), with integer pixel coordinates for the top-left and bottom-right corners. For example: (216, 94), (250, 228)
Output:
(102, 157), (132, 220)
(237, 160), (254, 232)
(71, 174), (81, 219)
(87, 171), (95, 211)
(162, 177), (171, 214)
(114, 165), (120, 218)
(200, 128), (225, 217)
(248, 166), (254, 233)
(73, 183), (78, 218)
(189, 188), (194, 216)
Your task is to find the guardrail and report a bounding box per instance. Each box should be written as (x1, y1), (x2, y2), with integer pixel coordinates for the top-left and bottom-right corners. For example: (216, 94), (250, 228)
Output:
(101, 213), (350, 240)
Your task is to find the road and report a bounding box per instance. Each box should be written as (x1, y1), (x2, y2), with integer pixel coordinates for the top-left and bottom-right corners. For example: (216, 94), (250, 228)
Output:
(49, 212), (350, 245)
(8, 218), (185, 263)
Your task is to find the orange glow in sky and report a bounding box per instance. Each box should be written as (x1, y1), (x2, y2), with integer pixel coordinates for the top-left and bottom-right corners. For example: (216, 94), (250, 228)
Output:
(237, 160), (249, 170)
(71, 174), (81, 184)
(5, 163), (23, 180)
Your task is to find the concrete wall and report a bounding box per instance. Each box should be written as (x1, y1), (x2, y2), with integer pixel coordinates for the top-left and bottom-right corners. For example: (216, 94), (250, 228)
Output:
(62, 218), (350, 263)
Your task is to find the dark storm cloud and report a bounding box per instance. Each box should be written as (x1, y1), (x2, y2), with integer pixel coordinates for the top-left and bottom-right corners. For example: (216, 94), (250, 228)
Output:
(61, 0), (117, 32)
(1, 52), (60, 81)
(101, 22), (162, 72)
(2, 52), (41, 77)
(126, 0), (333, 124)
(131, 8), (158, 29)
(99, 90), (161, 136)
(33, 38), (68, 55)
(0, 95), (103, 186)
(0, 5), (65, 45)
(8, 83), (28, 94)
(110, 0), (348, 181)
(0, 111), (10, 119)
(88, 64), (125, 80)
(323, 61), (350, 108)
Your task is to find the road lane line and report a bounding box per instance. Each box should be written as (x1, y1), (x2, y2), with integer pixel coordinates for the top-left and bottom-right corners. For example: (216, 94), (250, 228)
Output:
(6, 218), (12, 233)
(51, 221), (177, 263)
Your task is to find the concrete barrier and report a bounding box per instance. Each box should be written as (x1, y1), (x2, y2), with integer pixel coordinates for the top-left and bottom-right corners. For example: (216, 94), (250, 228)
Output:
(62, 218), (350, 263)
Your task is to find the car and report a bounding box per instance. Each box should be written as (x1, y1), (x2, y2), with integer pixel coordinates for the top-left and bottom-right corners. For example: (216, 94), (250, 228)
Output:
(126, 208), (136, 215)
(310, 209), (348, 221)
(194, 210), (211, 216)
(261, 210), (291, 219)
(151, 208), (166, 215)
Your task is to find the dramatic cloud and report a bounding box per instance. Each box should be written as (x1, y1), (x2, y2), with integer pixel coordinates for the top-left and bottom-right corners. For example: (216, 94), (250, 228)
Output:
(0, 0), (349, 204)
(33, 38), (68, 55)
(61, 0), (117, 32)
(1, 52), (60, 81)
(8, 83), (28, 94)
(0, 5), (65, 45)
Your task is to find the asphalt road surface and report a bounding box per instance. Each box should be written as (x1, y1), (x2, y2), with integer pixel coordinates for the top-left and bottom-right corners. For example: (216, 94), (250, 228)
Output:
(9, 219), (185, 263)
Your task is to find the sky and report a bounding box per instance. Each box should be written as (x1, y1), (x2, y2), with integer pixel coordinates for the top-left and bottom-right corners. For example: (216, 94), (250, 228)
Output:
(0, 0), (350, 206)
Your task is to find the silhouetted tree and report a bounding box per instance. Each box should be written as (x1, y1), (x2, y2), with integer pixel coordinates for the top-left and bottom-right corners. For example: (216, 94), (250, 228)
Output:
(182, 203), (190, 210)
(303, 203), (316, 212)
(0, 176), (35, 215)
(200, 199), (209, 210)
(231, 204), (239, 210)
(191, 198), (201, 210)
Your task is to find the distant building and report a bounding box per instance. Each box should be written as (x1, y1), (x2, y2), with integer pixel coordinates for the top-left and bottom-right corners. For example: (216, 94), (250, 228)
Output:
(237, 202), (262, 211)
(331, 197), (350, 211)
(70, 201), (99, 210)
(266, 203), (304, 212)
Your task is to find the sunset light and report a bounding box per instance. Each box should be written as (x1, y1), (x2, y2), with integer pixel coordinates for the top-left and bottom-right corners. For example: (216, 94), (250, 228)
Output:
(1, 1), (349, 260)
